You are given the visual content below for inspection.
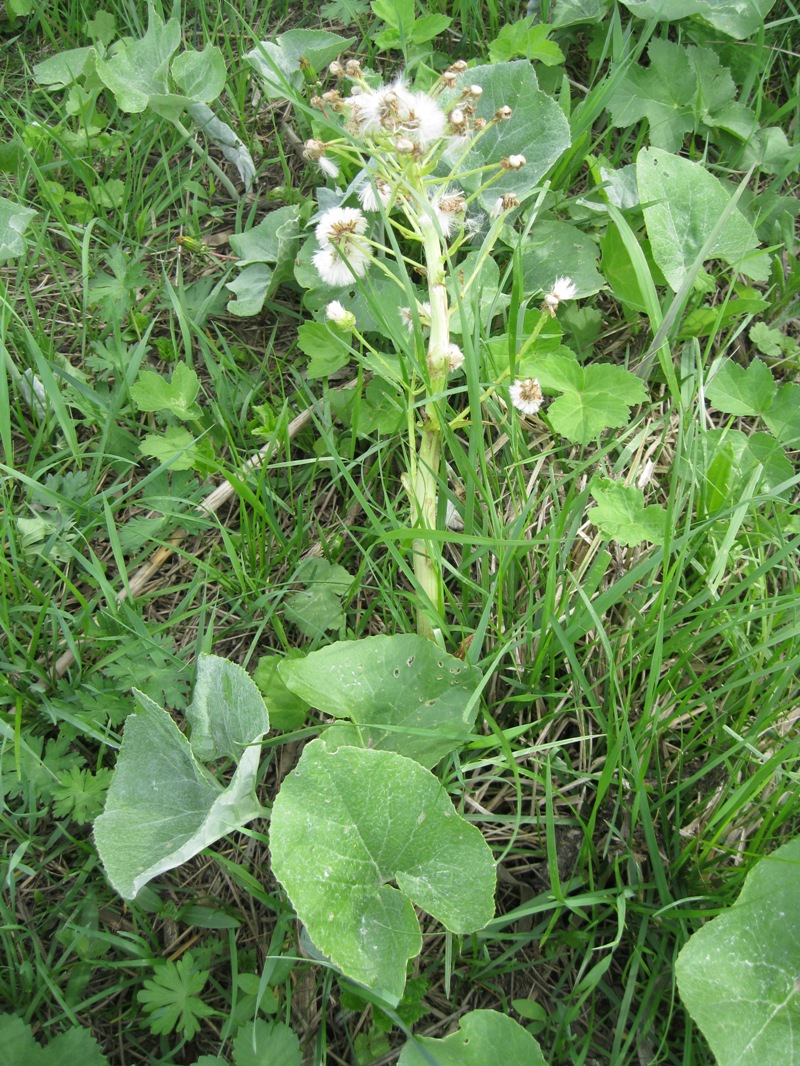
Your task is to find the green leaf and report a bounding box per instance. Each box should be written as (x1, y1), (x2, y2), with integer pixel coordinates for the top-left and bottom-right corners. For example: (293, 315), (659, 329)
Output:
(409, 12), (452, 44)
(524, 353), (646, 444)
(621, 0), (777, 39)
(232, 1020), (302, 1066)
(94, 6), (181, 112)
(270, 739), (496, 1004)
(763, 383), (800, 448)
(171, 45), (226, 104)
(247, 30), (354, 100)
(229, 206), (301, 266)
(86, 11), (116, 47)
(446, 62), (570, 208)
(140, 426), (211, 471)
(283, 558), (352, 639)
(52, 766), (113, 824)
(226, 264), (275, 317)
(521, 220), (605, 300)
(253, 656), (310, 731)
(637, 147), (769, 292)
(296, 322), (352, 379)
(279, 634), (482, 768)
(0, 196), (36, 263)
(371, 0), (413, 33)
(130, 362), (202, 420)
(93, 688), (267, 899)
(551, 0), (610, 25)
(0, 1013), (111, 1066)
(706, 358), (777, 417)
(33, 46), (97, 89)
(607, 40), (695, 152)
(488, 21), (565, 65)
(398, 1009), (548, 1066)
(185, 654), (269, 763)
(138, 953), (215, 1039)
(588, 479), (667, 547)
(448, 252), (510, 337)
(676, 834), (800, 1065)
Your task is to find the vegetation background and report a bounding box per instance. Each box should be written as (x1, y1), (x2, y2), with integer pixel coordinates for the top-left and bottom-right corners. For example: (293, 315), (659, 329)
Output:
(1, 0), (798, 1063)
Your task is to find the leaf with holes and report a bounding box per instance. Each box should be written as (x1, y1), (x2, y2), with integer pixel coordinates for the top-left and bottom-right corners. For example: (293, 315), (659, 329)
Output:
(278, 634), (482, 768)
(398, 1009), (548, 1066)
(269, 739), (496, 1004)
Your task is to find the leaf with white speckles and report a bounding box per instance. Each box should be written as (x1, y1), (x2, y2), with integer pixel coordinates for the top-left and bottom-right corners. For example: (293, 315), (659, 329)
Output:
(269, 739), (496, 1004)
(676, 835), (800, 1065)
(278, 634), (482, 769)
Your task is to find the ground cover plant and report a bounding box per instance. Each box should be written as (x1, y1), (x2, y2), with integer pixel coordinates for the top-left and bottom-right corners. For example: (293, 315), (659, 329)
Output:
(1, 0), (799, 1063)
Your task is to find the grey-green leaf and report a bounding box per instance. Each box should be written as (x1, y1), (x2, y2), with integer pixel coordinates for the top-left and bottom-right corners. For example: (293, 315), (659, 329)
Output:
(637, 147), (768, 292)
(185, 654), (269, 763)
(94, 691), (266, 899)
(278, 634), (482, 768)
(446, 62), (570, 207)
(398, 1009), (548, 1066)
(270, 740), (496, 1004)
(676, 834), (800, 1066)
(0, 197), (36, 262)
(94, 7), (181, 112)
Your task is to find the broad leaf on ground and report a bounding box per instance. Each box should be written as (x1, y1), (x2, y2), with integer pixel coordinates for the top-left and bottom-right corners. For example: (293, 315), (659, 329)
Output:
(284, 558), (352, 639)
(270, 739), (496, 1004)
(0, 196), (36, 262)
(278, 634), (482, 768)
(588, 479), (667, 546)
(676, 834), (800, 1065)
(706, 358), (777, 417)
(637, 147), (769, 291)
(130, 363), (202, 420)
(94, 686), (268, 899)
(94, 6), (180, 112)
(246, 29), (354, 100)
(520, 352), (646, 444)
(0, 1013), (111, 1066)
(763, 383), (800, 448)
(442, 62), (570, 207)
(398, 1009), (548, 1066)
(521, 220), (605, 300)
(232, 1020), (302, 1066)
(185, 654), (269, 763)
(621, 0), (776, 39)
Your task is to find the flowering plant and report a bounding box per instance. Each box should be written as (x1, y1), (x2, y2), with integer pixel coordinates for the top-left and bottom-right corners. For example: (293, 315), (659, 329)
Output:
(231, 41), (618, 635)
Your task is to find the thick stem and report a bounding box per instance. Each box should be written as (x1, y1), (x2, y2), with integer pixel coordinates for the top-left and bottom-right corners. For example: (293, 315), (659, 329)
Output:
(409, 211), (450, 640)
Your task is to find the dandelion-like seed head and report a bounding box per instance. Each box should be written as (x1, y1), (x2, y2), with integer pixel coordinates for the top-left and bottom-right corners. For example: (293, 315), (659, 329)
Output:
(315, 206), (367, 247)
(509, 378), (544, 417)
(490, 193), (521, 219)
(446, 343), (465, 373)
(543, 275), (578, 316)
(501, 154), (526, 171)
(326, 300), (356, 330)
(358, 175), (392, 212)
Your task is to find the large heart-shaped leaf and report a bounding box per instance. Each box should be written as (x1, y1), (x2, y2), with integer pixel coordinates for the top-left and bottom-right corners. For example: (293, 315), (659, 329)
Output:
(445, 62), (570, 207)
(637, 147), (768, 291)
(94, 6), (181, 113)
(278, 634), (482, 768)
(94, 659), (269, 899)
(270, 740), (496, 1004)
(676, 834), (800, 1065)
(398, 1009), (548, 1065)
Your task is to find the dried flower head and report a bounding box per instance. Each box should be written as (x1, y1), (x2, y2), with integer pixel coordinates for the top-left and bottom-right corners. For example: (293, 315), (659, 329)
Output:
(509, 378), (544, 416)
(358, 175), (393, 212)
(446, 343), (465, 372)
(495, 105), (513, 120)
(501, 154), (526, 170)
(543, 275), (578, 316)
(326, 300), (356, 330)
(490, 193), (521, 218)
